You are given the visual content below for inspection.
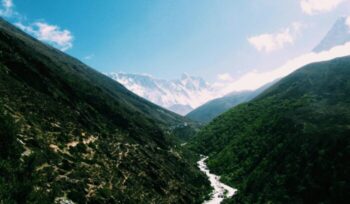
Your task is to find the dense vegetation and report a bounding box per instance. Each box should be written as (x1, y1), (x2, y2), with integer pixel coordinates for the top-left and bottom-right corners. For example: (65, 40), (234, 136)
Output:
(186, 82), (274, 123)
(0, 18), (210, 203)
(190, 56), (350, 203)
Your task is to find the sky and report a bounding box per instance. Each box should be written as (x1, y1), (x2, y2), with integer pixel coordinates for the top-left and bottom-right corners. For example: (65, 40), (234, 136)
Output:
(1, 0), (350, 86)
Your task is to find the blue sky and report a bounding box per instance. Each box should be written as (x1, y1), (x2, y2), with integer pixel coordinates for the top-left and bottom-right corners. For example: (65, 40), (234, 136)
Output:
(1, 0), (350, 82)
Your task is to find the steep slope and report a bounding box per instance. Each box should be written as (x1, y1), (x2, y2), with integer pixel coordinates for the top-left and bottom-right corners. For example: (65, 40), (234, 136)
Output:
(107, 73), (220, 115)
(313, 17), (350, 52)
(189, 56), (350, 203)
(186, 82), (274, 123)
(0, 18), (210, 203)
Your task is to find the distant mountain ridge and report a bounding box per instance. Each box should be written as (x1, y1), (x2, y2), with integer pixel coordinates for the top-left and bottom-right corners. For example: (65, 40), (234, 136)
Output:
(313, 16), (350, 52)
(187, 17), (350, 123)
(186, 81), (275, 123)
(108, 73), (221, 115)
(105, 17), (350, 117)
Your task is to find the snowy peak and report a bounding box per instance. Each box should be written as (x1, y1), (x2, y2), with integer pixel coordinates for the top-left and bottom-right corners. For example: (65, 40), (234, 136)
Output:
(178, 73), (209, 91)
(313, 17), (350, 52)
(107, 73), (220, 115)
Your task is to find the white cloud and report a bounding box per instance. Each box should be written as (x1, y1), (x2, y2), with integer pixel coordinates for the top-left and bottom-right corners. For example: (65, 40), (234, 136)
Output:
(16, 22), (74, 51)
(248, 31), (293, 52)
(300, 0), (345, 15)
(248, 22), (303, 53)
(217, 73), (233, 81)
(0, 0), (14, 17)
(224, 42), (350, 92)
(346, 16), (350, 31)
(3, 0), (12, 8)
(1, 0), (74, 51)
(84, 54), (95, 60)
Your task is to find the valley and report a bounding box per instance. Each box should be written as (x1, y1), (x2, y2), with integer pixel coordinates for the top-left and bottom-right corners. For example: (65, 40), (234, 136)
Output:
(189, 56), (350, 203)
(1, 2), (350, 203)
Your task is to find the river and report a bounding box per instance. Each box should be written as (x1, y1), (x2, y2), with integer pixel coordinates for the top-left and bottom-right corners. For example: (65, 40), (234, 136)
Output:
(197, 156), (237, 204)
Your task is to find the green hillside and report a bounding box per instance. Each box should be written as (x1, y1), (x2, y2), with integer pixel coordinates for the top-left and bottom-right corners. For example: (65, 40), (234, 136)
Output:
(187, 82), (274, 123)
(0, 18), (210, 203)
(189, 56), (350, 203)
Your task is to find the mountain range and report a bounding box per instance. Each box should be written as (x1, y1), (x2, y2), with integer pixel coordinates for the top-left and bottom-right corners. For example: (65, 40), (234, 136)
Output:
(187, 17), (350, 123)
(108, 17), (350, 117)
(108, 73), (221, 115)
(186, 82), (275, 123)
(1, 13), (350, 204)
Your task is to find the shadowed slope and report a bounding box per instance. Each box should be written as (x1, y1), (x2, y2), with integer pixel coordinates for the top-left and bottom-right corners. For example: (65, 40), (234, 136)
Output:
(0, 18), (209, 203)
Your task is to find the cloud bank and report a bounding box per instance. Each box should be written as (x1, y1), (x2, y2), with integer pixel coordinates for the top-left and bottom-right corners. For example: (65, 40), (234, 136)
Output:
(217, 73), (233, 81)
(223, 42), (350, 93)
(248, 22), (303, 53)
(300, 0), (345, 15)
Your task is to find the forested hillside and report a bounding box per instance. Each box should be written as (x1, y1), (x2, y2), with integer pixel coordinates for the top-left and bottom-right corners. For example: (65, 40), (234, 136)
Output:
(0, 18), (210, 203)
(187, 82), (274, 123)
(190, 56), (350, 203)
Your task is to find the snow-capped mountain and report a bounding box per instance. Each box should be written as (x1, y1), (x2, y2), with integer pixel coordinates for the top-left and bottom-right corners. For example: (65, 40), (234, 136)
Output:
(107, 73), (221, 115)
(313, 16), (350, 52)
(107, 18), (350, 116)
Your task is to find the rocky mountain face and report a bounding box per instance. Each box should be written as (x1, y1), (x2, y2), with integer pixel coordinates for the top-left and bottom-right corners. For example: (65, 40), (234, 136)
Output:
(313, 16), (350, 52)
(107, 73), (220, 115)
(0, 18), (210, 204)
